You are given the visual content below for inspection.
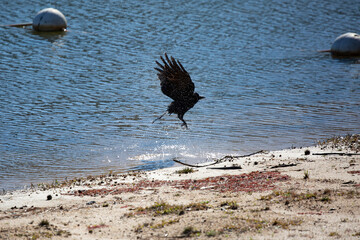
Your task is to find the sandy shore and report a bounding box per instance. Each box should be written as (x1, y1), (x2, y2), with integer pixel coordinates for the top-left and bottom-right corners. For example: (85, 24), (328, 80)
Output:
(1, 136), (359, 239)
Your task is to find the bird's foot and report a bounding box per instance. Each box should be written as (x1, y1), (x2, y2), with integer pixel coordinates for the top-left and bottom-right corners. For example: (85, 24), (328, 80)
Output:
(181, 122), (188, 129)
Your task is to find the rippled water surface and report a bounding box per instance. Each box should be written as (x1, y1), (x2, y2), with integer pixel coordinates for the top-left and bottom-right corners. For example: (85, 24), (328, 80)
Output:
(1, 0), (359, 190)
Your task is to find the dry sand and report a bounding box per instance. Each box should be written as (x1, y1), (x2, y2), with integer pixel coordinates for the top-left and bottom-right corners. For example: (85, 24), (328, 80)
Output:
(0, 136), (359, 239)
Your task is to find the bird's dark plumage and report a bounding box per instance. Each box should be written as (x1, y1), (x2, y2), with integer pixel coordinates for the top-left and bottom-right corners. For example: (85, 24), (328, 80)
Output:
(153, 53), (204, 128)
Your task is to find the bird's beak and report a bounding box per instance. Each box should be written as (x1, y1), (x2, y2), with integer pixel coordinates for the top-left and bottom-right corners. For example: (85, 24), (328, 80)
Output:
(199, 96), (205, 100)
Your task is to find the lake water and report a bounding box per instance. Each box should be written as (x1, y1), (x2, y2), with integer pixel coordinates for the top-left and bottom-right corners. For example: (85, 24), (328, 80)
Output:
(1, 0), (359, 190)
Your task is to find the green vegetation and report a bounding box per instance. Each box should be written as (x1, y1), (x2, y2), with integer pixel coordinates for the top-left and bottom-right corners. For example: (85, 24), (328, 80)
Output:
(175, 167), (196, 174)
(220, 201), (239, 210)
(146, 202), (184, 215)
(259, 190), (333, 203)
(205, 230), (217, 237)
(182, 226), (200, 237)
(303, 170), (309, 180)
(221, 217), (267, 233)
(38, 219), (50, 228)
(272, 218), (302, 229)
(132, 201), (209, 216)
(151, 218), (180, 229)
(329, 232), (341, 237)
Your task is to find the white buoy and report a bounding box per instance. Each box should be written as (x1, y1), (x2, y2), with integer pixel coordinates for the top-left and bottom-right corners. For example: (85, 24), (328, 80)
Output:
(32, 8), (67, 32)
(331, 33), (360, 57)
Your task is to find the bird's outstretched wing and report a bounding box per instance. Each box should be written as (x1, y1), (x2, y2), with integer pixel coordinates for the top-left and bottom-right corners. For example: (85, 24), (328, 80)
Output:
(154, 53), (195, 101)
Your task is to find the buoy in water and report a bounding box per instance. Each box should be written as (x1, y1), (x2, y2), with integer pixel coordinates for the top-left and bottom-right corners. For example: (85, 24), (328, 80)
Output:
(32, 8), (67, 32)
(331, 33), (360, 57)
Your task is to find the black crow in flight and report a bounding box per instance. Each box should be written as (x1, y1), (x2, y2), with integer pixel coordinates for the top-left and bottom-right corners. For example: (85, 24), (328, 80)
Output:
(153, 53), (204, 128)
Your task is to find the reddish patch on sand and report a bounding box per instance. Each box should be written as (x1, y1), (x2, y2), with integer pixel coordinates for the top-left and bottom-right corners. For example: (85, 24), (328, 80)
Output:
(69, 171), (289, 197)
(348, 170), (360, 175)
(174, 171), (289, 192)
(298, 212), (322, 216)
(87, 224), (109, 231)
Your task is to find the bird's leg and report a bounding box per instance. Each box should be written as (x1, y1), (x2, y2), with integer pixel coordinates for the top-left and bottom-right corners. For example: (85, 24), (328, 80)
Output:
(152, 111), (168, 124)
(178, 115), (188, 129)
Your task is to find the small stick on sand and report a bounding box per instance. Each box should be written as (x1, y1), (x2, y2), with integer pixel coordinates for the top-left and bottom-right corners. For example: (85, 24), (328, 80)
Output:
(312, 152), (360, 156)
(173, 150), (267, 168)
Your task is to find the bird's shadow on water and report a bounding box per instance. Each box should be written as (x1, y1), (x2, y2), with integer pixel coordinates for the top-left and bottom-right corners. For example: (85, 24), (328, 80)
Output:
(129, 159), (175, 171)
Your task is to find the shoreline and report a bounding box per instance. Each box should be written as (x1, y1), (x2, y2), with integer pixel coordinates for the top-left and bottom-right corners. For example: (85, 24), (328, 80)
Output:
(1, 136), (359, 239)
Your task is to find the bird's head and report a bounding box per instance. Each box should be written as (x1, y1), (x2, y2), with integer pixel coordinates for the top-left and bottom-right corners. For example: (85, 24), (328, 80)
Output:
(194, 92), (205, 101)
